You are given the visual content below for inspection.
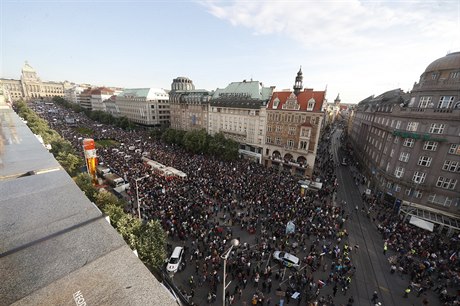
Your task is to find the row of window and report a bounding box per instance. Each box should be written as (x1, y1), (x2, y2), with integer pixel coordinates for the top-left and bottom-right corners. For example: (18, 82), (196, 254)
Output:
(267, 113), (319, 124)
(265, 137), (309, 150)
(407, 155), (459, 172)
(370, 137), (459, 156)
(429, 71), (460, 80)
(267, 125), (312, 137)
(393, 169), (457, 190)
(400, 122), (446, 134)
(360, 114), (454, 134)
(414, 96), (458, 109)
(212, 108), (257, 115)
(382, 181), (457, 207)
(395, 159), (459, 177)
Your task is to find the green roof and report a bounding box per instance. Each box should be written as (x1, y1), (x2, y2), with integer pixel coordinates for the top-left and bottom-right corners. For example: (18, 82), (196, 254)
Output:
(118, 88), (151, 98)
(212, 80), (273, 101)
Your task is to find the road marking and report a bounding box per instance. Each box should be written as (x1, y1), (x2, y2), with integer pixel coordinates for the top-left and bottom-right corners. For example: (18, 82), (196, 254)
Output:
(379, 286), (389, 292)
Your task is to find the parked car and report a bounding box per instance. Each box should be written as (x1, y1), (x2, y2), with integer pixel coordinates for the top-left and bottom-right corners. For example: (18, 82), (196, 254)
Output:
(166, 246), (184, 274)
(273, 251), (300, 269)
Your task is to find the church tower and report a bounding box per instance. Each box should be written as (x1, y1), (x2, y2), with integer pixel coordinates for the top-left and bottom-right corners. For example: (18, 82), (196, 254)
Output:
(293, 67), (303, 96)
(334, 93), (341, 105)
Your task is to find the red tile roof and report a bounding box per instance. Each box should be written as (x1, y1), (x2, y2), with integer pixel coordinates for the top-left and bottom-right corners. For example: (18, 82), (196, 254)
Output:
(267, 88), (326, 112)
(91, 87), (114, 95)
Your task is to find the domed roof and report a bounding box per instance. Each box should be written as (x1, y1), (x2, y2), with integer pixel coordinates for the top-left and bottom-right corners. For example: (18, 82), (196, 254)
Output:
(424, 51), (460, 73)
(174, 76), (192, 82)
(171, 76), (195, 91)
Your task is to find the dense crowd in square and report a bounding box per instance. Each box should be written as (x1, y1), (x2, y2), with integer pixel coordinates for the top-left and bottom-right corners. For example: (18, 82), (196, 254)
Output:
(28, 101), (459, 306)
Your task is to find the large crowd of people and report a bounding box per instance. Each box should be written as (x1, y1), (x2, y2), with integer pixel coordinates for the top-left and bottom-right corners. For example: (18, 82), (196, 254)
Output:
(29, 101), (459, 306)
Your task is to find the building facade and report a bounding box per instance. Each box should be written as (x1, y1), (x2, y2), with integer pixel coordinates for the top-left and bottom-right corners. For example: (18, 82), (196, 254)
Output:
(349, 52), (460, 225)
(208, 80), (274, 162)
(169, 77), (211, 131)
(115, 88), (170, 126)
(64, 85), (88, 104)
(77, 88), (93, 110)
(0, 62), (70, 101)
(324, 94), (341, 126)
(91, 87), (115, 112)
(264, 69), (326, 177)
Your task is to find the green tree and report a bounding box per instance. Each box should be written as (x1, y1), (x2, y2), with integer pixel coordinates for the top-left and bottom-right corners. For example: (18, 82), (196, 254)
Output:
(183, 129), (208, 153)
(114, 214), (141, 250)
(50, 138), (75, 155)
(136, 220), (167, 269)
(221, 137), (239, 160)
(116, 116), (133, 130)
(208, 132), (226, 156)
(150, 127), (166, 140)
(103, 204), (125, 225)
(56, 151), (82, 175)
(95, 189), (122, 211)
(74, 173), (98, 202)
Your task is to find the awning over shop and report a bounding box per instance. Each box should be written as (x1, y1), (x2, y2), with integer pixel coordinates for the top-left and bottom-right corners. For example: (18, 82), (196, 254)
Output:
(409, 216), (434, 232)
(400, 201), (460, 233)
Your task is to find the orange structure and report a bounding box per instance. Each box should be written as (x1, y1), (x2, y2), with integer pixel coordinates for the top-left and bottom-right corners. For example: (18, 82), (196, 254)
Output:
(82, 138), (98, 184)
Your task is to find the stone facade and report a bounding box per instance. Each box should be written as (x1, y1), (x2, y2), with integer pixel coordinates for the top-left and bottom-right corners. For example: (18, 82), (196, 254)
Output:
(115, 88), (170, 126)
(208, 80), (274, 163)
(169, 77), (211, 131)
(64, 85), (88, 104)
(263, 69), (326, 177)
(349, 52), (460, 216)
(91, 88), (115, 112)
(0, 62), (70, 101)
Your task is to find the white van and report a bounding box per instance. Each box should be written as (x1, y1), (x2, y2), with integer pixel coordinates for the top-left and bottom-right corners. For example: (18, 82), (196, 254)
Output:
(167, 247), (184, 274)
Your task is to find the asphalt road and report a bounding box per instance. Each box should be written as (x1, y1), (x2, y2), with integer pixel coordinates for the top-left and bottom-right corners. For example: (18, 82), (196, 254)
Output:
(331, 127), (441, 306)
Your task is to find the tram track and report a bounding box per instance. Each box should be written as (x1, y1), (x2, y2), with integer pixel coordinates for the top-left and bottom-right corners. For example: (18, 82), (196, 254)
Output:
(332, 128), (397, 306)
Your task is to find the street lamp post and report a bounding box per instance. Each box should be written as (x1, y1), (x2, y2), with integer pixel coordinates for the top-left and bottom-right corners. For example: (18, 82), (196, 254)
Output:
(135, 174), (150, 220)
(221, 239), (239, 306)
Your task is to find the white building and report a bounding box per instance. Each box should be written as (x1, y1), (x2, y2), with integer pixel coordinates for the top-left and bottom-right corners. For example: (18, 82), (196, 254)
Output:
(115, 88), (170, 126)
(64, 85), (88, 104)
(208, 80), (274, 163)
(91, 88), (115, 112)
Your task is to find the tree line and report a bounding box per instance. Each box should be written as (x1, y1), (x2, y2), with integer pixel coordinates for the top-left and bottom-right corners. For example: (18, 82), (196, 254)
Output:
(160, 129), (239, 160)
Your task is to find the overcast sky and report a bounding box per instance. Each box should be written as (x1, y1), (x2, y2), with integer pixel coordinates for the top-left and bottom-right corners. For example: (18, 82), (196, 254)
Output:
(1, 0), (459, 103)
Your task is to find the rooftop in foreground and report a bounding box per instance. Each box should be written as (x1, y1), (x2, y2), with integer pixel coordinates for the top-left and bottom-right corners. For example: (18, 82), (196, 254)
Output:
(0, 99), (177, 305)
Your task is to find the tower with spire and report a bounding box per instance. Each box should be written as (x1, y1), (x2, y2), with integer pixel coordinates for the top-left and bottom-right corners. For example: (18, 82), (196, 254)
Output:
(293, 67), (303, 96)
(334, 93), (341, 105)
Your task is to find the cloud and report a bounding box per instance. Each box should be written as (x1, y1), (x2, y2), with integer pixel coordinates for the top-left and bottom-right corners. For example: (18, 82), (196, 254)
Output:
(199, 0), (460, 51)
(198, 0), (460, 103)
